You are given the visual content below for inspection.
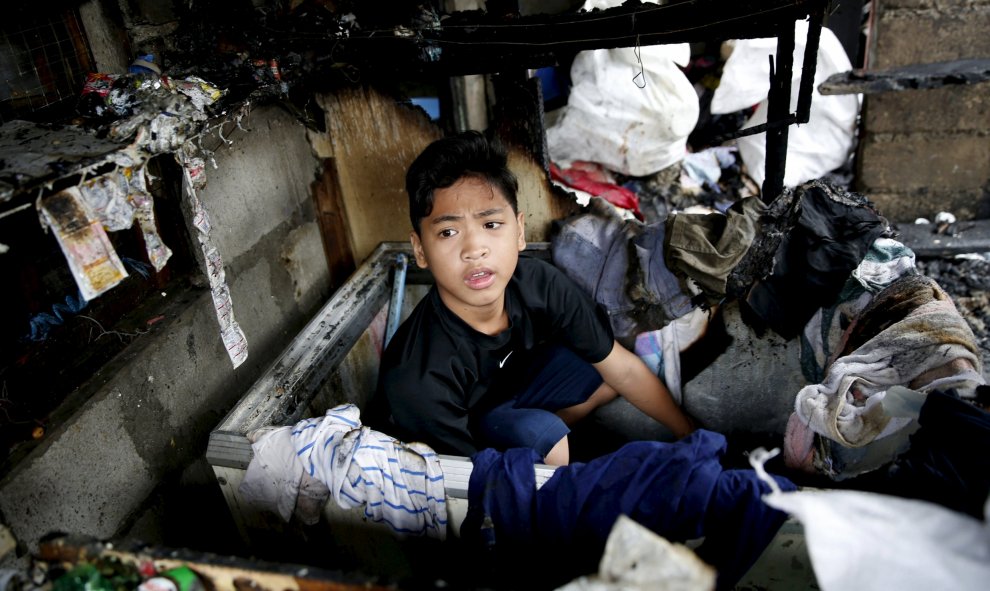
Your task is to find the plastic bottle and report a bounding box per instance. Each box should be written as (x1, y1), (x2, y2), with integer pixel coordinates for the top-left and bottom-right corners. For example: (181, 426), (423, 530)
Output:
(137, 567), (205, 591)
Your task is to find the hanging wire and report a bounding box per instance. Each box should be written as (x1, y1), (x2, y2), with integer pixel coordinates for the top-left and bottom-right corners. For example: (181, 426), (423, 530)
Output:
(632, 34), (646, 89)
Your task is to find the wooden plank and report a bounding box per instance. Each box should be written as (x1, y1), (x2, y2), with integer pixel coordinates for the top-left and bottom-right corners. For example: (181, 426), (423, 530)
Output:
(311, 158), (356, 292)
(317, 89), (441, 263)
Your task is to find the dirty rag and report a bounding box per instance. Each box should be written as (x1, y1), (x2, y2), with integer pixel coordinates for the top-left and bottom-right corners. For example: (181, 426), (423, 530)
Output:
(799, 237), (917, 383)
(790, 278), (983, 450)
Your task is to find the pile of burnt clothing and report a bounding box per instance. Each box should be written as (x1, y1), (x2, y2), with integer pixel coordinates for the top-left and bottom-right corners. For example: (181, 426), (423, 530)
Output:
(786, 272), (984, 480)
(553, 178), (893, 343)
(550, 179), (894, 390)
(551, 178), (985, 484)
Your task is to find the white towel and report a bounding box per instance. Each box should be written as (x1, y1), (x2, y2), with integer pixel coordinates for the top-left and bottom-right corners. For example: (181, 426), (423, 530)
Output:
(240, 403), (447, 539)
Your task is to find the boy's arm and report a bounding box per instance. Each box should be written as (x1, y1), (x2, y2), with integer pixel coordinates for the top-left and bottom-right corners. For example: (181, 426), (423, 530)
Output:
(593, 340), (696, 439)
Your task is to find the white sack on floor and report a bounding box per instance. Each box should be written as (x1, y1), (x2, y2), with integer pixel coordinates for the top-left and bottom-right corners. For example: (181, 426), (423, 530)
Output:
(711, 21), (860, 189)
(546, 2), (698, 176)
(749, 449), (990, 591)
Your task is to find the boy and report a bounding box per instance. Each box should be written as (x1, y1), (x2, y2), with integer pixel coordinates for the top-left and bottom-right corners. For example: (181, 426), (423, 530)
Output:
(373, 131), (694, 465)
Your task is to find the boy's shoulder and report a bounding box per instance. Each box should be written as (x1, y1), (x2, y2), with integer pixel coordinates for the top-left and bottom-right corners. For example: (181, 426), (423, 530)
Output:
(513, 253), (560, 281)
(511, 254), (578, 298)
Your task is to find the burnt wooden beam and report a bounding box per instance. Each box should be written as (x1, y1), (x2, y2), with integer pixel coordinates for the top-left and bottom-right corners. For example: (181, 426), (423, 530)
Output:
(311, 158), (357, 292)
(320, 0), (829, 76)
(818, 58), (990, 95)
(762, 22), (794, 203)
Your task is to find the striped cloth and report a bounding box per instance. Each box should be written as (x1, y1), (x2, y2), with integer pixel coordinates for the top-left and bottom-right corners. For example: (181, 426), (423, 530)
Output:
(241, 403), (447, 539)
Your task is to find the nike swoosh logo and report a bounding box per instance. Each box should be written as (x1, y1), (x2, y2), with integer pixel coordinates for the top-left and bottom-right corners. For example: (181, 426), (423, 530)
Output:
(499, 351), (513, 368)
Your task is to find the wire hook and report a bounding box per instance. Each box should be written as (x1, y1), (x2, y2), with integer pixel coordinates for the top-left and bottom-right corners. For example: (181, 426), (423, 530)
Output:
(632, 34), (646, 89)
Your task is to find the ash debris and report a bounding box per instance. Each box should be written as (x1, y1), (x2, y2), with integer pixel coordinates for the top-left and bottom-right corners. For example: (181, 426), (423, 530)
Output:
(917, 255), (990, 380)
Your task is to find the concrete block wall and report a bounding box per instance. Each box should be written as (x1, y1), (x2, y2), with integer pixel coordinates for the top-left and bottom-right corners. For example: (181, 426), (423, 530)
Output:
(856, 0), (990, 221)
(0, 104), (330, 557)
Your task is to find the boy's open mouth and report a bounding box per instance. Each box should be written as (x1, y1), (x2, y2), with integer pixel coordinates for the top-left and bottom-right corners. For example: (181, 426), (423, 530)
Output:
(465, 268), (495, 290)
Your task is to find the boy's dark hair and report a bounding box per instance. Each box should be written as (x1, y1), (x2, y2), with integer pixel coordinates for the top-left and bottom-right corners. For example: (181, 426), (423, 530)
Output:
(406, 131), (519, 234)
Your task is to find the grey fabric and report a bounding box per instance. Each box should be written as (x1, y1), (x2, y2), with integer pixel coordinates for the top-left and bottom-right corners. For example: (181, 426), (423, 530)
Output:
(551, 197), (694, 347)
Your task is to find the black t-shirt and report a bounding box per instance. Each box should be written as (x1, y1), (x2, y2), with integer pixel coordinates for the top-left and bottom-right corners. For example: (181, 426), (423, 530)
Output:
(372, 256), (615, 456)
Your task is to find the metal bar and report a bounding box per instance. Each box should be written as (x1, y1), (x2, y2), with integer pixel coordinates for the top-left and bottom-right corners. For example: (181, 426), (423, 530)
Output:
(206, 243), (553, 472)
(325, 0), (827, 76)
(207, 242), (400, 467)
(384, 253), (408, 348)
(711, 114), (798, 143)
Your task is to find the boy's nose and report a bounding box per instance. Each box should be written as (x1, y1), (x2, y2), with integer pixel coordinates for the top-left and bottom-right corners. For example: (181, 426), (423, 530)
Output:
(461, 231), (489, 261)
(462, 244), (489, 261)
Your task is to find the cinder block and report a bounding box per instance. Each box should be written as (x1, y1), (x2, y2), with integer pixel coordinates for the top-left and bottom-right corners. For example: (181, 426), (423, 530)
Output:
(878, 0), (936, 9)
(874, 10), (990, 69)
(864, 86), (990, 133)
(880, 0), (990, 9)
(858, 133), (990, 191)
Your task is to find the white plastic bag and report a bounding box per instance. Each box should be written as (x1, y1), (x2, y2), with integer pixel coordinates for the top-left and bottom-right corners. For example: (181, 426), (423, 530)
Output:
(711, 21), (861, 189)
(749, 449), (990, 591)
(546, 2), (699, 176)
(765, 490), (990, 591)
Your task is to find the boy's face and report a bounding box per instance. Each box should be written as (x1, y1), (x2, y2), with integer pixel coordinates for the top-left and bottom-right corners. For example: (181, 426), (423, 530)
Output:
(410, 176), (526, 328)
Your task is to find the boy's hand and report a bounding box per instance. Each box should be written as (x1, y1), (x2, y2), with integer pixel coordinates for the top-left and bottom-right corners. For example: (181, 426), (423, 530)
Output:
(594, 341), (699, 440)
(675, 413), (699, 439)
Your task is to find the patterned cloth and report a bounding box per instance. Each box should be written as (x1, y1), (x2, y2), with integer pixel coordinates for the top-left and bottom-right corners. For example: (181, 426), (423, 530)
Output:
(240, 403), (447, 539)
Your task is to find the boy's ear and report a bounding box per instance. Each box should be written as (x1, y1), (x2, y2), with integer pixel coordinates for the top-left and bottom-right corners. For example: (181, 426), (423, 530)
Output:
(516, 211), (527, 251)
(410, 231), (429, 269)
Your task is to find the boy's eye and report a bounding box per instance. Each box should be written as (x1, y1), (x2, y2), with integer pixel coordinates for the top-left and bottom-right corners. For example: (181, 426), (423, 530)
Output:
(483, 221), (503, 230)
(438, 228), (457, 238)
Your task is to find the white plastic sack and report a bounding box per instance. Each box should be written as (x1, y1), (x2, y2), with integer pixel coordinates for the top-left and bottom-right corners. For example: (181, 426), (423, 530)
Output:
(711, 21), (861, 189)
(546, 2), (698, 176)
(749, 449), (990, 591)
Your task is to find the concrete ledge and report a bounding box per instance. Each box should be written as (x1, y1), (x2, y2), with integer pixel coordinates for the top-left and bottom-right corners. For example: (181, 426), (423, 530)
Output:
(895, 219), (990, 256)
